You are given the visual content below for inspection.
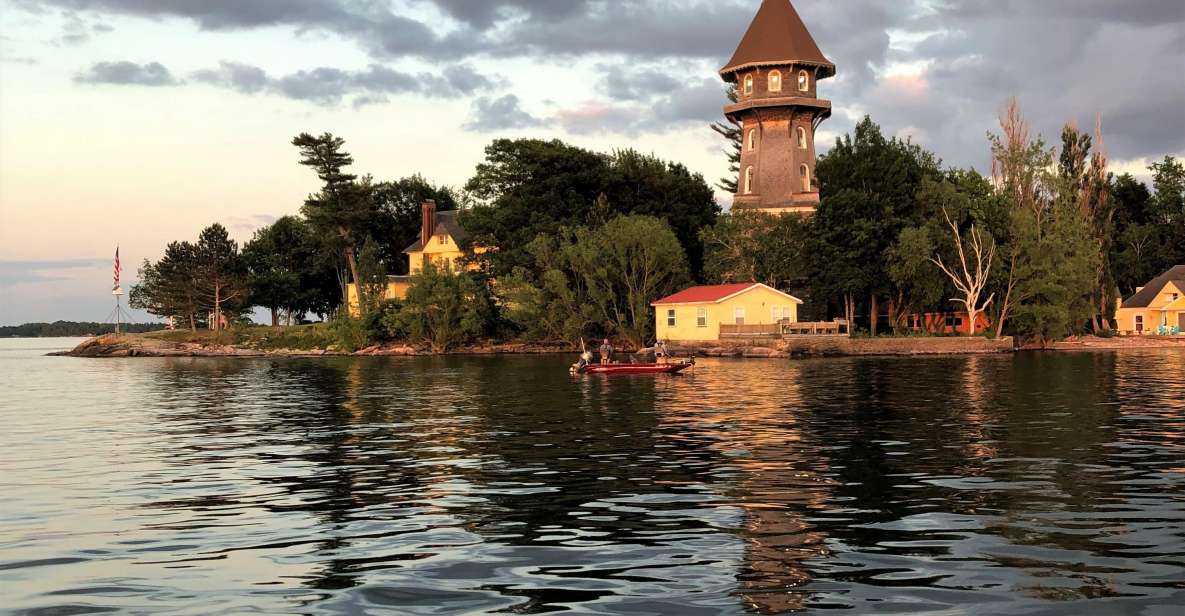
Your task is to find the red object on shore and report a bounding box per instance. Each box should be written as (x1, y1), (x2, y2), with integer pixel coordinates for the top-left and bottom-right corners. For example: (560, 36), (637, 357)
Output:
(579, 362), (693, 375)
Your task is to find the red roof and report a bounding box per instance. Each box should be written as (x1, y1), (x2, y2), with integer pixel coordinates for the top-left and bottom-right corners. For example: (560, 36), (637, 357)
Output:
(653, 283), (762, 305)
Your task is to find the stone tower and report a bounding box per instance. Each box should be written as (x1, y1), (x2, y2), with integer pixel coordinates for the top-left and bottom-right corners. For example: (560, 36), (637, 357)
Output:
(722, 0), (835, 215)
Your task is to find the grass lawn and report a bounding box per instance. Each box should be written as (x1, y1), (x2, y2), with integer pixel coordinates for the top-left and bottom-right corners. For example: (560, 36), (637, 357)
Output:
(147, 324), (346, 351)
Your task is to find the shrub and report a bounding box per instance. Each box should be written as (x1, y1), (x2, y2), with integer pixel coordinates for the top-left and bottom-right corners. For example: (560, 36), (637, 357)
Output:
(364, 299), (403, 343)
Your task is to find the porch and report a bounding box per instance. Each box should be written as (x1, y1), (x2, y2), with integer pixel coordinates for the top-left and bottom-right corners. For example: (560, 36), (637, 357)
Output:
(719, 319), (851, 339)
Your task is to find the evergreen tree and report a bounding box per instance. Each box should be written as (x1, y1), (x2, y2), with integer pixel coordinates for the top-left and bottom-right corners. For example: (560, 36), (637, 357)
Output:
(711, 86), (741, 194)
(129, 241), (202, 330)
(194, 223), (247, 332)
(242, 216), (332, 325)
(293, 132), (374, 310)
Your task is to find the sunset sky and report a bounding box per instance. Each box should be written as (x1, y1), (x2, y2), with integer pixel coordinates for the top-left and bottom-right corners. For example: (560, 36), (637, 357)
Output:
(1, 0), (1182, 324)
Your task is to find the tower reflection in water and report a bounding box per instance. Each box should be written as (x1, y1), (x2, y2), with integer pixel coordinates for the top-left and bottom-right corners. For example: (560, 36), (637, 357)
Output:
(657, 359), (836, 613)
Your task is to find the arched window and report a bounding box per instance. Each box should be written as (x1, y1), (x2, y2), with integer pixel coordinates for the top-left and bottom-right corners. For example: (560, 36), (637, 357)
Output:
(800, 164), (811, 192)
(744, 166), (754, 194)
(747, 129), (757, 150)
(796, 126), (807, 149)
(768, 70), (782, 92)
(743, 74), (754, 95)
(798, 70), (809, 92)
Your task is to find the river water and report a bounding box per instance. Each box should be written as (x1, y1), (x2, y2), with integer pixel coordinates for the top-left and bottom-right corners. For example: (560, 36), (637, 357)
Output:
(1, 338), (1183, 615)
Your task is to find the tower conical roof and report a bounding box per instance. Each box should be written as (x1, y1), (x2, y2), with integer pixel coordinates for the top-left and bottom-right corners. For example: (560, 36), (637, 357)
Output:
(721, 0), (835, 79)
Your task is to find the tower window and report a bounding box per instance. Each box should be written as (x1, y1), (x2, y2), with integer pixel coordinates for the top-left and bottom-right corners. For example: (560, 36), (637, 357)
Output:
(797, 126), (807, 149)
(800, 164), (811, 192)
(743, 74), (754, 95)
(744, 166), (754, 194)
(798, 70), (809, 92)
(747, 129), (756, 150)
(768, 70), (782, 92)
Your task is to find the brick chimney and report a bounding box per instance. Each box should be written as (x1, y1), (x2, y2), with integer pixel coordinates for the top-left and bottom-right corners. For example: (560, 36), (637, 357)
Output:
(421, 199), (436, 248)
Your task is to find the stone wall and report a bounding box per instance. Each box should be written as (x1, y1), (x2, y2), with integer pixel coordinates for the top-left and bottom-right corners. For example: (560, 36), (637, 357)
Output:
(668, 336), (1015, 359)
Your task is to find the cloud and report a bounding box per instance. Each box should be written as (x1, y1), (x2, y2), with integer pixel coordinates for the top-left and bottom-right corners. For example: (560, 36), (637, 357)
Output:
(0, 259), (107, 286)
(78, 60), (500, 107)
(464, 94), (547, 132)
(74, 60), (178, 86)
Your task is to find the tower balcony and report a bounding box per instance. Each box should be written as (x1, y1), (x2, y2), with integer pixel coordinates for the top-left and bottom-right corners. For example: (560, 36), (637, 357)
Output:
(724, 96), (831, 122)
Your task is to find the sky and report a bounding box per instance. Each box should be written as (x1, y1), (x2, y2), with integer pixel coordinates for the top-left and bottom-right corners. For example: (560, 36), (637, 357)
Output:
(0, 0), (1182, 325)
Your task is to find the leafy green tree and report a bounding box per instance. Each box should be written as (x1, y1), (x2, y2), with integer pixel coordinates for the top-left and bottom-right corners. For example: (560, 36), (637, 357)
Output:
(497, 215), (689, 346)
(293, 132), (375, 308)
(811, 116), (941, 333)
(243, 216), (324, 325)
(194, 223), (247, 332)
(461, 139), (718, 279)
(129, 241), (202, 330)
(386, 262), (493, 352)
(701, 209), (810, 291)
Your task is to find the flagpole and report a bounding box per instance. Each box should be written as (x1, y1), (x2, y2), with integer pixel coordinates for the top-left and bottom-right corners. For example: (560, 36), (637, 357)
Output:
(113, 245), (123, 335)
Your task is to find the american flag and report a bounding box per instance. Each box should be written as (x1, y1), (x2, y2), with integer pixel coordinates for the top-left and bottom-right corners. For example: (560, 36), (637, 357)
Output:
(113, 246), (121, 291)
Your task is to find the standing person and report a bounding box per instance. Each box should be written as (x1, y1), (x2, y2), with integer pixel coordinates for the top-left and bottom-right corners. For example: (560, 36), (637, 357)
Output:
(599, 339), (614, 365)
(654, 339), (669, 364)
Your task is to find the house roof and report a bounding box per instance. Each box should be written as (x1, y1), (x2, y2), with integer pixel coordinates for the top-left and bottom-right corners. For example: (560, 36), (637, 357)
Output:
(1121, 265), (1185, 308)
(652, 283), (803, 306)
(403, 210), (467, 253)
(720, 0), (835, 79)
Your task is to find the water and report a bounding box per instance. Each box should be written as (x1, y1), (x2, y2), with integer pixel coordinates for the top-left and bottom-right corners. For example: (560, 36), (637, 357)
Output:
(1, 338), (1183, 615)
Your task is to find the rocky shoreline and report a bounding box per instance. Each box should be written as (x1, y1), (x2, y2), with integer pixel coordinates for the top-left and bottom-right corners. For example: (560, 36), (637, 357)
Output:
(49, 334), (576, 358)
(50, 333), (1182, 360)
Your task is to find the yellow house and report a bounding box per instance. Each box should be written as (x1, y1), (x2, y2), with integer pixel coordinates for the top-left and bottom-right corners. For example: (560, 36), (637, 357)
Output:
(347, 200), (483, 315)
(1116, 265), (1185, 335)
(652, 283), (802, 342)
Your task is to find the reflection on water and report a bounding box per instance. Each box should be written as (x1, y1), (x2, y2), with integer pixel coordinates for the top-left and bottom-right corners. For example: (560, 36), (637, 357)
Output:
(1, 338), (1183, 614)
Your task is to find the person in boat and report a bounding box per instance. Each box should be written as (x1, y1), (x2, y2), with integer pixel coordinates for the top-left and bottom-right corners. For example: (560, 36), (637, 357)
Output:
(654, 339), (670, 364)
(599, 339), (614, 365)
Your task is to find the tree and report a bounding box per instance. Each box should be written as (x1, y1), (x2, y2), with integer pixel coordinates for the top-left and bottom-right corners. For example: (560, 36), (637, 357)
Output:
(194, 224), (247, 332)
(293, 132), (374, 309)
(931, 205), (996, 336)
(711, 86), (741, 193)
(387, 262), (493, 352)
(812, 116), (941, 334)
(701, 209), (811, 291)
(243, 216), (325, 326)
(461, 139), (719, 280)
(354, 236), (388, 317)
(129, 241), (202, 330)
(497, 215), (690, 346)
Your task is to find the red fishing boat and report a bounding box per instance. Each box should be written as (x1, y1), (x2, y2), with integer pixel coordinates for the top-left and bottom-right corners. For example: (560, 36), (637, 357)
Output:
(574, 359), (695, 375)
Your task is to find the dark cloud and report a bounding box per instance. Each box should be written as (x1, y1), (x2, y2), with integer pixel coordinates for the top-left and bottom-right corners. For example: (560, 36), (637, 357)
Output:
(74, 60), (178, 86)
(22, 0), (1185, 163)
(104, 60), (500, 106)
(464, 94), (547, 132)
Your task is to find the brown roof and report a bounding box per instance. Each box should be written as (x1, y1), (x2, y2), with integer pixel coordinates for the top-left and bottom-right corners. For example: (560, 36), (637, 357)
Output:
(403, 210), (467, 253)
(721, 0), (835, 79)
(1121, 265), (1185, 308)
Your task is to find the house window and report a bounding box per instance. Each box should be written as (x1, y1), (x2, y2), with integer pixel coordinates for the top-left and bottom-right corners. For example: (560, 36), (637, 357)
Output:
(734, 308), (746, 325)
(768, 70), (782, 92)
(697, 308), (708, 328)
(773, 306), (791, 322)
(744, 166), (754, 194)
(747, 129), (756, 150)
(797, 126), (807, 149)
(800, 164), (810, 192)
(438, 234), (448, 245)
(667, 309), (676, 327)
(798, 70), (809, 92)
(1135, 315), (1144, 333)
(744, 74), (754, 95)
